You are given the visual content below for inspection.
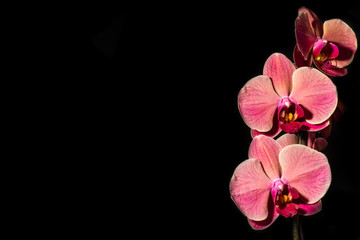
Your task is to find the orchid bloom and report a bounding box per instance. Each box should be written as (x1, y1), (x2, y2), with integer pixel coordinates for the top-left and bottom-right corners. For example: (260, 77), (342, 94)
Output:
(230, 134), (331, 230)
(238, 53), (337, 138)
(294, 7), (357, 76)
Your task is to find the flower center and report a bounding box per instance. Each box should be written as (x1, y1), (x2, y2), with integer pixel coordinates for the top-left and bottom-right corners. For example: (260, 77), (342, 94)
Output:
(315, 52), (327, 62)
(273, 181), (300, 218)
(276, 187), (294, 207)
(278, 98), (299, 123)
(277, 97), (304, 133)
(313, 38), (339, 67)
(280, 110), (296, 123)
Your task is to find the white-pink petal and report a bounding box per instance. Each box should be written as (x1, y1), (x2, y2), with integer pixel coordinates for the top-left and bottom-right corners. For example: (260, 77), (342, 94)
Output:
(249, 135), (282, 180)
(238, 75), (280, 132)
(276, 133), (299, 149)
(248, 208), (279, 230)
(263, 53), (295, 97)
(230, 158), (272, 221)
(290, 67), (337, 125)
(279, 145), (331, 204)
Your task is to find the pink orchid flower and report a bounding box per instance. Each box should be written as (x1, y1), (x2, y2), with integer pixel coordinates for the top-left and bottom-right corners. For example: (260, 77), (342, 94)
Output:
(294, 7), (357, 76)
(238, 53), (337, 138)
(229, 134), (331, 230)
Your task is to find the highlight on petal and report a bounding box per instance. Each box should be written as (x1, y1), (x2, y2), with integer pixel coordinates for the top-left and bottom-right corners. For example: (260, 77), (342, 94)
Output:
(230, 159), (272, 221)
(323, 19), (358, 68)
(290, 67), (337, 125)
(279, 145), (331, 204)
(238, 75), (280, 132)
(249, 135), (282, 180)
(263, 53), (295, 97)
(276, 133), (299, 149)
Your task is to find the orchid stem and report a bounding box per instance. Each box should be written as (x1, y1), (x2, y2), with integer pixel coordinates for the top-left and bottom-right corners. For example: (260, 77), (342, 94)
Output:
(293, 215), (304, 240)
(298, 131), (307, 145)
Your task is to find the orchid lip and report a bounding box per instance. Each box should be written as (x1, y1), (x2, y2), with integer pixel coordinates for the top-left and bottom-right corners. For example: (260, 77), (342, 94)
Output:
(277, 97), (304, 134)
(313, 38), (340, 65)
(272, 180), (301, 217)
(313, 38), (327, 57)
(278, 97), (304, 120)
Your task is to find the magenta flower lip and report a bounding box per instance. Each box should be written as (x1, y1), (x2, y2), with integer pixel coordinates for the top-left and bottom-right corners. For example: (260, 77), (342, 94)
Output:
(294, 7), (357, 76)
(238, 53), (338, 138)
(229, 135), (331, 230)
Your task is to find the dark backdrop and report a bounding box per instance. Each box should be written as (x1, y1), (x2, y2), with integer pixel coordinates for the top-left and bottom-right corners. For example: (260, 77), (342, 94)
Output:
(63, 2), (360, 239)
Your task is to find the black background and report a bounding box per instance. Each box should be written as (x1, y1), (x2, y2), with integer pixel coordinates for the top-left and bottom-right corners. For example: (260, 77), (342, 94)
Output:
(56, 2), (360, 239)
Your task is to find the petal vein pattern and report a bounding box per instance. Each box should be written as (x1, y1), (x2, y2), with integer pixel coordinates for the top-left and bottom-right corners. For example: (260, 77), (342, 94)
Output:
(230, 159), (272, 221)
(279, 145), (331, 204)
(238, 76), (280, 132)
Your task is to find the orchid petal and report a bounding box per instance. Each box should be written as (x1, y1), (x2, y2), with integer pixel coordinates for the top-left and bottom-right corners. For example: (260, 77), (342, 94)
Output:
(313, 59), (348, 77)
(276, 133), (299, 148)
(298, 7), (323, 37)
(323, 19), (357, 68)
(293, 45), (312, 68)
(301, 119), (330, 132)
(312, 39), (327, 57)
(250, 108), (282, 139)
(290, 67), (337, 125)
(295, 9), (318, 59)
(326, 42), (339, 59)
(298, 200), (322, 216)
(248, 201), (279, 230)
(295, 102), (305, 118)
(289, 185), (299, 199)
(238, 75), (280, 132)
(249, 135), (282, 180)
(263, 53), (295, 97)
(230, 159), (272, 221)
(250, 121), (282, 139)
(279, 145), (331, 204)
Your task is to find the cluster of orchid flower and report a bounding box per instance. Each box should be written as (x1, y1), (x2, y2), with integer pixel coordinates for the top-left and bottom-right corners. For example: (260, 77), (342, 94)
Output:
(229, 7), (357, 231)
